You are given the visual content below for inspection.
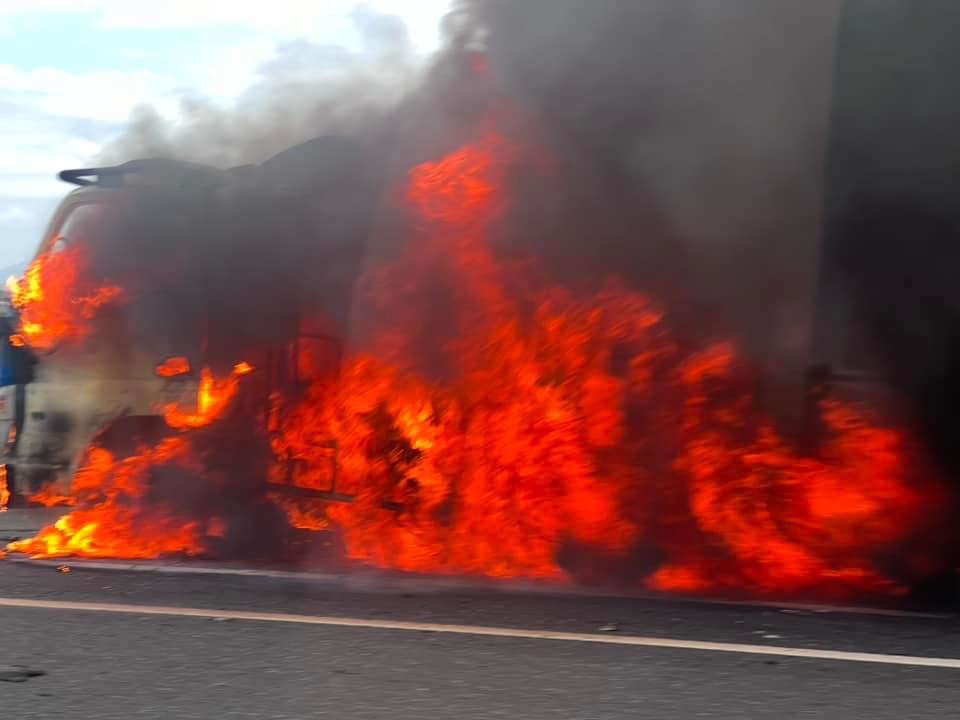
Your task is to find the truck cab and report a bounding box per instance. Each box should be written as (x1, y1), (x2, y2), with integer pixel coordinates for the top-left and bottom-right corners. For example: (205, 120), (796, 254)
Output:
(4, 139), (376, 502)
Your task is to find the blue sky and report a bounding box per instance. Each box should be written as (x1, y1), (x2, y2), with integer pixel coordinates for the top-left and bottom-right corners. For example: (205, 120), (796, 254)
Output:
(0, 0), (450, 271)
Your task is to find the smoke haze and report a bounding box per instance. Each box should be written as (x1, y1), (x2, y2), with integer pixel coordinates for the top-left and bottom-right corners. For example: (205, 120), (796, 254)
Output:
(98, 7), (425, 168)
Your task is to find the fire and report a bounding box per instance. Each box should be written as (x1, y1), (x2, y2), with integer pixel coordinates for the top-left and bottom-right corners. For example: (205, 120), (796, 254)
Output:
(8, 440), (208, 559)
(233, 361), (255, 376)
(4, 129), (940, 598)
(268, 134), (931, 592)
(648, 345), (923, 595)
(27, 483), (74, 508)
(6, 245), (122, 351)
(155, 356), (192, 378)
(0, 465), (8, 513)
(8, 362), (263, 561)
(163, 364), (252, 430)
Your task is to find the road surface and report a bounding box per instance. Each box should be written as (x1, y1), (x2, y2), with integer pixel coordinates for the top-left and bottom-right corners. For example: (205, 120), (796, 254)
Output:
(0, 560), (958, 719)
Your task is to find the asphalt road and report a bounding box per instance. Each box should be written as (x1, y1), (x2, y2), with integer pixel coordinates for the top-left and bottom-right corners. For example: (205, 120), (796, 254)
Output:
(0, 561), (958, 719)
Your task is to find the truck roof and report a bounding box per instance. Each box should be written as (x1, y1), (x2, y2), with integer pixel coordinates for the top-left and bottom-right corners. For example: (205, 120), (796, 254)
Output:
(59, 137), (373, 195)
(58, 158), (229, 189)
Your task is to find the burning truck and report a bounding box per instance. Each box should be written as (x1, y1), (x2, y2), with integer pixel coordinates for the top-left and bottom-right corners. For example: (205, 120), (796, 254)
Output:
(2, 137), (378, 512)
(0, 123), (944, 601)
(1, 0), (958, 603)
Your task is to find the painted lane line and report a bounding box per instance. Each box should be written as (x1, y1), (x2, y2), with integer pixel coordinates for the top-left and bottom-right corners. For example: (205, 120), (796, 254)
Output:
(0, 596), (957, 669)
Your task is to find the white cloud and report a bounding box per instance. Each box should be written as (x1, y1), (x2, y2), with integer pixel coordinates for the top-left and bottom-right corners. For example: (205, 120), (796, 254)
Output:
(0, 63), (185, 199)
(0, 196), (61, 267)
(194, 37), (282, 103)
(0, 174), (69, 198)
(0, 64), (182, 124)
(0, 1), (453, 49)
(0, 129), (99, 195)
(0, 204), (29, 224)
(0, 64), (184, 203)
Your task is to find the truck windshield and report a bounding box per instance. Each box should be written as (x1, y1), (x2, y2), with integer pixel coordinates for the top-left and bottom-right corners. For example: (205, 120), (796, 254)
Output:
(44, 203), (105, 256)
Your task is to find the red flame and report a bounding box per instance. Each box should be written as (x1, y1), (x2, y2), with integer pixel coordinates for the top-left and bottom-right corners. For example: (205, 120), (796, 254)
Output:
(8, 440), (208, 559)
(163, 366), (249, 430)
(6, 245), (123, 351)
(155, 356), (192, 378)
(648, 345), (923, 595)
(269, 134), (932, 592)
(27, 483), (75, 508)
(6, 130), (940, 598)
(0, 466), (8, 513)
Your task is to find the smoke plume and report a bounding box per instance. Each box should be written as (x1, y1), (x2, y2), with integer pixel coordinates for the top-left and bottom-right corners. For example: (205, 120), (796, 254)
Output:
(455, 0), (844, 423)
(98, 7), (424, 168)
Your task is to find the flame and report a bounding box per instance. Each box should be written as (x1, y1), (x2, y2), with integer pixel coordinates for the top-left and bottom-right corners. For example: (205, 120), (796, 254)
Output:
(269, 494), (330, 532)
(7, 246), (123, 350)
(646, 345), (922, 595)
(27, 483), (75, 508)
(266, 134), (931, 591)
(0, 465), (8, 513)
(233, 361), (255, 376)
(7, 440), (207, 559)
(163, 365), (249, 430)
(5, 129), (941, 598)
(155, 356), (192, 378)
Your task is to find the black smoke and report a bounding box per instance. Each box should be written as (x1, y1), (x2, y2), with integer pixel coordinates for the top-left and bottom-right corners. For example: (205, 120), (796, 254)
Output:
(816, 1), (960, 599)
(455, 0), (844, 427)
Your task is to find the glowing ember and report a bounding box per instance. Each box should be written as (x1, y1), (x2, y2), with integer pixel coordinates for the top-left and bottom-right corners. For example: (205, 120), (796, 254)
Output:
(7, 246), (123, 351)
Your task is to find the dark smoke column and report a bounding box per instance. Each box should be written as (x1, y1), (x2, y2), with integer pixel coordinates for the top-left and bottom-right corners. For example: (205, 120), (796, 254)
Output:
(816, 1), (960, 471)
(815, 0), (960, 600)
(466, 0), (842, 421)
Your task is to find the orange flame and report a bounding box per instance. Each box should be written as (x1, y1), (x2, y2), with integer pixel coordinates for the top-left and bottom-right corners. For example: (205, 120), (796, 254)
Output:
(27, 483), (75, 508)
(7, 440), (208, 559)
(155, 356), (192, 378)
(7, 246), (122, 350)
(647, 344), (922, 595)
(5, 130), (940, 598)
(163, 364), (250, 430)
(0, 465), (8, 513)
(268, 134), (931, 590)
(233, 361), (255, 376)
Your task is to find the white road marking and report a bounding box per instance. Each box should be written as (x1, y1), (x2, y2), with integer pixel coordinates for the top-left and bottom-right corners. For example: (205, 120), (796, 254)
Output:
(0, 596), (957, 669)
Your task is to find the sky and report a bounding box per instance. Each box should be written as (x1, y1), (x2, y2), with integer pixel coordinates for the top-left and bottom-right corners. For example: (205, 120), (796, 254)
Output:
(0, 0), (451, 271)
